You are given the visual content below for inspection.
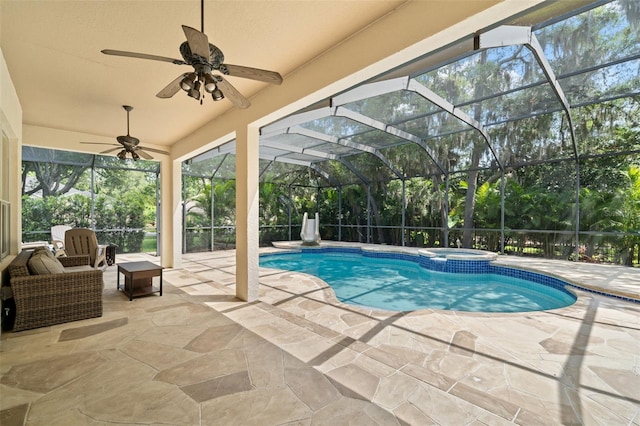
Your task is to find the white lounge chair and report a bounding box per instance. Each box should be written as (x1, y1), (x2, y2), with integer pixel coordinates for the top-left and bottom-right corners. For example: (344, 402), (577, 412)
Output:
(50, 225), (72, 257)
(300, 212), (321, 245)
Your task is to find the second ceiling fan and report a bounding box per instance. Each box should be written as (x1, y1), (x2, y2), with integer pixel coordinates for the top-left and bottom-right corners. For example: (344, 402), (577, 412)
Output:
(101, 0), (283, 108)
(81, 105), (168, 161)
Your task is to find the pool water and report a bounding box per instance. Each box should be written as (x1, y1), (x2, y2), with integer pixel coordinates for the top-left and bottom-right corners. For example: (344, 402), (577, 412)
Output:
(260, 251), (576, 313)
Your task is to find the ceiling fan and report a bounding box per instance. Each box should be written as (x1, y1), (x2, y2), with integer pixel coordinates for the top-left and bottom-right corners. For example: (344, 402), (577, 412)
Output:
(81, 105), (168, 161)
(101, 0), (283, 108)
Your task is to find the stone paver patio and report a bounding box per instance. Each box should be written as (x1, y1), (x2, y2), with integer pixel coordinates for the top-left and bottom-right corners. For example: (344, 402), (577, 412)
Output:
(1, 245), (639, 425)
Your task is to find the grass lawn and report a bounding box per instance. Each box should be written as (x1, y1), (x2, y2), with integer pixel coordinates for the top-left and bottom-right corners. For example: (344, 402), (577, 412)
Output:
(142, 235), (157, 253)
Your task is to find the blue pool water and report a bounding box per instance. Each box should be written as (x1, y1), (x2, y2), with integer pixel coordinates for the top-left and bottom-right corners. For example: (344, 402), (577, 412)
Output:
(260, 250), (576, 313)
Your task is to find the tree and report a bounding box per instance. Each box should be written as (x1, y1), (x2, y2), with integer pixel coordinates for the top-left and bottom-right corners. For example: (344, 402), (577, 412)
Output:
(21, 154), (158, 253)
(22, 162), (89, 197)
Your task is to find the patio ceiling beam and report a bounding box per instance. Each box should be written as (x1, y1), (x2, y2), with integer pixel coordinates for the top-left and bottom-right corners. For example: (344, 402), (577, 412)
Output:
(334, 106), (447, 175)
(474, 25), (578, 159)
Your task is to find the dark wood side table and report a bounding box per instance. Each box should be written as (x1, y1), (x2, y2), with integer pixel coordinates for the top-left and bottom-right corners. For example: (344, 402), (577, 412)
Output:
(117, 261), (163, 301)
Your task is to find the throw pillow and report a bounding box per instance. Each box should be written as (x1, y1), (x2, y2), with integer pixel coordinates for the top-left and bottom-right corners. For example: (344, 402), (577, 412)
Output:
(28, 252), (65, 275)
(33, 246), (56, 260)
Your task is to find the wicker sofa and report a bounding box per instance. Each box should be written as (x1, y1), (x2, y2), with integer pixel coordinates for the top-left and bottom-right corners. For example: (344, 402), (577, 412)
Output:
(7, 248), (104, 331)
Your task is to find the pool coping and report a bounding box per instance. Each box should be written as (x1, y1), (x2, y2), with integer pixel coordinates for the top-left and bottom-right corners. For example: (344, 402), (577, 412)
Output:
(268, 241), (640, 305)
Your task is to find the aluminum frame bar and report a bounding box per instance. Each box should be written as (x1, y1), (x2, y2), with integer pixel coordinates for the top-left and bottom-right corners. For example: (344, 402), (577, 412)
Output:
(288, 126), (405, 179)
(474, 25), (578, 159)
(309, 163), (340, 187)
(338, 158), (370, 185)
(407, 79), (502, 170)
(333, 76), (500, 171)
(334, 106), (447, 175)
(261, 140), (339, 161)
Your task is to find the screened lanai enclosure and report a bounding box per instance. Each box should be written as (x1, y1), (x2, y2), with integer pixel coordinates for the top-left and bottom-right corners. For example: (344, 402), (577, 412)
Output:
(182, 0), (640, 266)
(21, 147), (161, 255)
(20, 0), (639, 265)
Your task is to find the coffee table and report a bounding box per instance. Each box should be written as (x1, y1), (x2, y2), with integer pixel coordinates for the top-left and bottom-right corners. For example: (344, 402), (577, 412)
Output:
(117, 261), (163, 301)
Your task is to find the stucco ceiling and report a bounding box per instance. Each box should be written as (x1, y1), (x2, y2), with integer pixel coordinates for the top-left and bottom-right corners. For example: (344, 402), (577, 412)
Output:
(1, 0), (406, 151)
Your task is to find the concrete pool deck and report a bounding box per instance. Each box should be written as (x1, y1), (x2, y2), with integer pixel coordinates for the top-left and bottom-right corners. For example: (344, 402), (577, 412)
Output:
(1, 246), (639, 425)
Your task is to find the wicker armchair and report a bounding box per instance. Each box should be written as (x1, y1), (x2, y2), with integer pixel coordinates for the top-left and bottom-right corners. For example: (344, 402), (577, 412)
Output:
(7, 249), (104, 332)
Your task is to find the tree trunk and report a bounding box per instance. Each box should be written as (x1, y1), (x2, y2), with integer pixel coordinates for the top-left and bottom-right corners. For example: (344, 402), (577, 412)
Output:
(462, 50), (488, 249)
(368, 193), (385, 244)
(463, 168), (479, 249)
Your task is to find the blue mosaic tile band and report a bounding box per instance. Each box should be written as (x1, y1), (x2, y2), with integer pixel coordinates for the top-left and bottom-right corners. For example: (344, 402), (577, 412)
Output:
(362, 251), (419, 261)
(306, 247), (362, 255)
(287, 247), (639, 304)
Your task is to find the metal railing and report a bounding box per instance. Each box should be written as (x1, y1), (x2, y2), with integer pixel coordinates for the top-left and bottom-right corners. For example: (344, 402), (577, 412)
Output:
(22, 227), (156, 255)
(186, 223), (636, 267)
(27, 224), (634, 266)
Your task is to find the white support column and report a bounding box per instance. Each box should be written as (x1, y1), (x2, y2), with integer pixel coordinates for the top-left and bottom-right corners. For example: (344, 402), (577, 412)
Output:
(235, 125), (260, 302)
(9, 132), (21, 255)
(159, 157), (181, 269)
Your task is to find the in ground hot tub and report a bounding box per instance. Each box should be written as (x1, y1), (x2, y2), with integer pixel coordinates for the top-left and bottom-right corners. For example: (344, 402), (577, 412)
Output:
(418, 247), (498, 260)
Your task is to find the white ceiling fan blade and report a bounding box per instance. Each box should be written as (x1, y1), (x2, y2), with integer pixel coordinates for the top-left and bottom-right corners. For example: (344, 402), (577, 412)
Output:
(223, 64), (283, 85)
(215, 76), (251, 109)
(182, 25), (210, 59)
(101, 49), (186, 65)
(157, 73), (190, 98)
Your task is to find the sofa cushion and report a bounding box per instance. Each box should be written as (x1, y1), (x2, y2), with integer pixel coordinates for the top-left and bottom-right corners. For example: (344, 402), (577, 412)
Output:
(63, 265), (94, 273)
(27, 252), (65, 275)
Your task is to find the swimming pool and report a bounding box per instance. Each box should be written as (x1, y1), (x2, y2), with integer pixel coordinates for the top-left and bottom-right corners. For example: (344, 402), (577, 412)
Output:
(259, 249), (577, 313)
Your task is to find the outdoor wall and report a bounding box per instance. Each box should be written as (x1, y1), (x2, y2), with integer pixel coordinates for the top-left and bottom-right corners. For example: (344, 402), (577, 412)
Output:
(0, 47), (23, 280)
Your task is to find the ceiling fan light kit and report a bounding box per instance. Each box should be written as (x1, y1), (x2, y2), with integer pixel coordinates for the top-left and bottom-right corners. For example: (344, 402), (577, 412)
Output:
(101, 0), (283, 108)
(180, 73), (196, 91)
